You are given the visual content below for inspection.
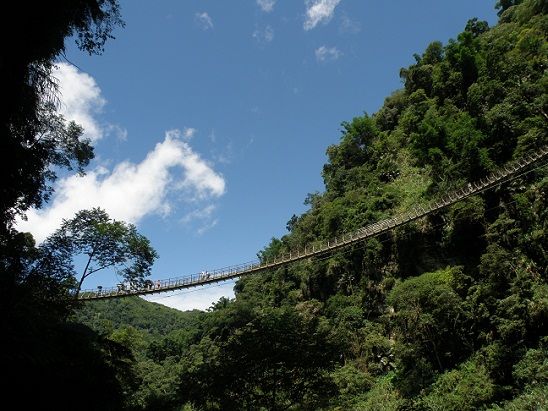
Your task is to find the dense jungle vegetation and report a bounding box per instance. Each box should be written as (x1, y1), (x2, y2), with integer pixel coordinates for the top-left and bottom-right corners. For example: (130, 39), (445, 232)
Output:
(2, 0), (547, 410)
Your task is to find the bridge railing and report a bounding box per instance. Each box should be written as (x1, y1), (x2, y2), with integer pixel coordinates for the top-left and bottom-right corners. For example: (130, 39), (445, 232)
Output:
(79, 259), (261, 299)
(79, 145), (547, 300)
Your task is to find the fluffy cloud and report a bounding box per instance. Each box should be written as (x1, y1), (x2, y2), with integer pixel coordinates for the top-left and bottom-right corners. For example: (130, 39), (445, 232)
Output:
(252, 25), (274, 44)
(195, 12), (214, 30)
(257, 0), (276, 13)
(304, 0), (342, 30)
(53, 62), (106, 142)
(315, 45), (342, 61)
(144, 281), (236, 311)
(17, 130), (226, 242)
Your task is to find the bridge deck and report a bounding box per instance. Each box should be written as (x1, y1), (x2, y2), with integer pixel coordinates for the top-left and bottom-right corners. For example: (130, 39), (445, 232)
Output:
(79, 146), (548, 300)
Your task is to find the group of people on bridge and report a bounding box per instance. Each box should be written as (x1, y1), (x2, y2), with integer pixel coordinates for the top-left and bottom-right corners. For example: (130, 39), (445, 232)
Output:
(110, 279), (162, 294)
(96, 270), (214, 295)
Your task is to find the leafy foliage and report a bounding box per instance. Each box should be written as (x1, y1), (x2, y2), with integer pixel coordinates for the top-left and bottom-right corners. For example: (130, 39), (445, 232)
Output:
(41, 208), (158, 295)
(418, 359), (496, 410)
(76, 296), (204, 337)
(4, 0), (548, 409)
(0, 3), (140, 408)
(121, 2), (544, 408)
(0, 0), (124, 228)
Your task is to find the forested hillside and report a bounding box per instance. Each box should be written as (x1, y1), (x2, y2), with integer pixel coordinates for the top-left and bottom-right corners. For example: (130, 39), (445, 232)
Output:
(75, 296), (204, 337)
(77, 1), (547, 410)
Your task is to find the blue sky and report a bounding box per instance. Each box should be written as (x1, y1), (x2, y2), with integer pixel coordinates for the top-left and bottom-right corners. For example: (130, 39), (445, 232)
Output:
(18, 1), (498, 310)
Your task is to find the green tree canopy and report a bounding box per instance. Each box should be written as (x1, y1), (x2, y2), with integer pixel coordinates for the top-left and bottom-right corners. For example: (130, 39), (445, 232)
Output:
(0, 0), (124, 230)
(40, 208), (158, 295)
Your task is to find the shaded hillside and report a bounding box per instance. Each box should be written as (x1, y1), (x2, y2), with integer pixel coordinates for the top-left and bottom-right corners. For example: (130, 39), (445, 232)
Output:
(75, 296), (204, 337)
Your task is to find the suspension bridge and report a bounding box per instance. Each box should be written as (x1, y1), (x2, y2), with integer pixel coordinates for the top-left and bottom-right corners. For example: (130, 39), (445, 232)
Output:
(79, 146), (548, 300)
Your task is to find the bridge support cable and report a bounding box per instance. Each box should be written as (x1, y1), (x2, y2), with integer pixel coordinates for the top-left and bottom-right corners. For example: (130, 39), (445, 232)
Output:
(79, 146), (548, 300)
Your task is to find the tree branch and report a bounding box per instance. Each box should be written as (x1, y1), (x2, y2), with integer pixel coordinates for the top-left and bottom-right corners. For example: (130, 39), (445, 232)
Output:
(76, 250), (95, 297)
(86, 262), (115, 276)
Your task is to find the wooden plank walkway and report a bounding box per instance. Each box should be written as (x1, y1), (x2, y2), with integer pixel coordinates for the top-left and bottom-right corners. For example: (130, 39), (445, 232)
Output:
(79, 146), (548, 300)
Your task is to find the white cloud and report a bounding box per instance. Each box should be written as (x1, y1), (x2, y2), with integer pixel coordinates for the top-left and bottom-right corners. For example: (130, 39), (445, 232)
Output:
(304, 0), (342, 30)
(195, 12), (213, 30)
(197, 219), (218, 235)
(212, 144), (233, 165)
(257, 0), (276, 12)
(144, 280), (236, 311)
(17, 130), (226, 242)
(106, 124), (128, 141)
(170, 127), (197, 140)
(180, 204), (219, 235)
(183, 127), (197, 139)
(253, 25), (274, 44)
(180, 205), (219, 235)
(315, 45), (342, 62)
(340, 13), (361, 34)
(53, 63), (106, 142)
(181, 204), (216, 224)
